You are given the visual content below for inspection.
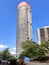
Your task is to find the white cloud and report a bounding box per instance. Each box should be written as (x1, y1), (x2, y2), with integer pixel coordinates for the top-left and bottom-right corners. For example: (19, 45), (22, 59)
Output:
(0, 44), (16, 55)
(0, 44), (8, 49)
(9, 47), (16, 55)
(10, 51), (16, 55)
(13, 48), (16, 51)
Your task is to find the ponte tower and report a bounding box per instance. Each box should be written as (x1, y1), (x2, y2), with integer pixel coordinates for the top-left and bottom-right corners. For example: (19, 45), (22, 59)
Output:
(16, 2), (32, 56)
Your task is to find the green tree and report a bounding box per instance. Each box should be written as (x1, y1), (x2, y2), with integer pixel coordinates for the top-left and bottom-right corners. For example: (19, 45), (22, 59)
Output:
(20, 40), (49, 60)
(0, 48), (16, 60)
(41, 41), (49, 51)
(21, 40), (36, 49)
(0, 48), (11, 60)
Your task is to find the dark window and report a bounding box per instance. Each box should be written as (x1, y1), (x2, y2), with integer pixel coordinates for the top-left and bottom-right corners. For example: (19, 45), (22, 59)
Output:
(29, 10), (31, 12)
(30, 23), (32, 25)
(47, 28), (49, 34)
(47, 28), (49, 37)
(31, 39), (32, 40)
(40, 29), (45, 36)
(27, 37), (29, 39)
(27, 21), (29, 23)
(26, 8), (28, 10)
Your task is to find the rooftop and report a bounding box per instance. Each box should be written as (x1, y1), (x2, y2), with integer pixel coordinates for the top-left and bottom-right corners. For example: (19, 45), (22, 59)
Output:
(18, 2), (30, 8)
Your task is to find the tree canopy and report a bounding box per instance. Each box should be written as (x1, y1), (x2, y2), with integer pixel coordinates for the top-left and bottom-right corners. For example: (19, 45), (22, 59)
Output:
(0, 48), (16, 60)
(19, 40), (49, 59)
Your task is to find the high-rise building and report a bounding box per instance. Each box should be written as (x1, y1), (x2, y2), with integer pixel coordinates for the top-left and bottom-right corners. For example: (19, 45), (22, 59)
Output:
(16, 2), (32, 56)
(37, 26), (49, 44)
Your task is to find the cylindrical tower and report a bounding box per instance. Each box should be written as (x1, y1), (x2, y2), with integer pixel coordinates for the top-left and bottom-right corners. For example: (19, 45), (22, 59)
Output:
(16, 2), (32, 56)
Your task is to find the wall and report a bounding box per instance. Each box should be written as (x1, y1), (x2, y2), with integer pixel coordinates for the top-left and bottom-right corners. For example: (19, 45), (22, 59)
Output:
(27, 62), (49, 65)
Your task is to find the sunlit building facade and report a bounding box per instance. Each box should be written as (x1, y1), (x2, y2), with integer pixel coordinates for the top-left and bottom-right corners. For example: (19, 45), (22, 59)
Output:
(37, 26), (49, 44)
(16, 2), (32, 56)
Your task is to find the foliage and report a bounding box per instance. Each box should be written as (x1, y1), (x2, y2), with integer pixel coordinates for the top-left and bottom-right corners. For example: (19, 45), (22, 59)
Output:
(41, 40), (49, 52)
(20, 40), (49, 60)
(0, 48), (10, 60)
(8, 55), (17, 60)
(21, 40), (36, 49)
(0, 48), (16, 60)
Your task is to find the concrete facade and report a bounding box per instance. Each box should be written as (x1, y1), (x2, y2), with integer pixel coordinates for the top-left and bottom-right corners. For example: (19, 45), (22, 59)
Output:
(27, 62), (49, 65)
(37, 26), (49, 44)
(16, 2), (32, 56)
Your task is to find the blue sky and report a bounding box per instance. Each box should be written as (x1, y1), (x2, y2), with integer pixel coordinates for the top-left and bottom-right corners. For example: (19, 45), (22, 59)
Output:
(0, 0), (49, 54)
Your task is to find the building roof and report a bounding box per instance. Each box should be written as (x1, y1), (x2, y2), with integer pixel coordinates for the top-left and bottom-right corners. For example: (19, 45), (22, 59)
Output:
(18, 2), (30, 8)
(37, 26), (49, 30)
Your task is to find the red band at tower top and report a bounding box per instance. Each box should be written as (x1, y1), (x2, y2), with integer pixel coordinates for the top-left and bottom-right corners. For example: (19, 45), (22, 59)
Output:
(18, 2), (30, 8)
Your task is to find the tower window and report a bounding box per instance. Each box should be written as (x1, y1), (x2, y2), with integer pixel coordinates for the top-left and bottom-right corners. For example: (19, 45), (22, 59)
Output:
(26, 8), (28, 10)
(30, 23), (32, 25)
(27, 21), (29, 23)
(29, 10), (31, 12)
(31, 39), (32, 40)
(27, 37), (29, 39)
